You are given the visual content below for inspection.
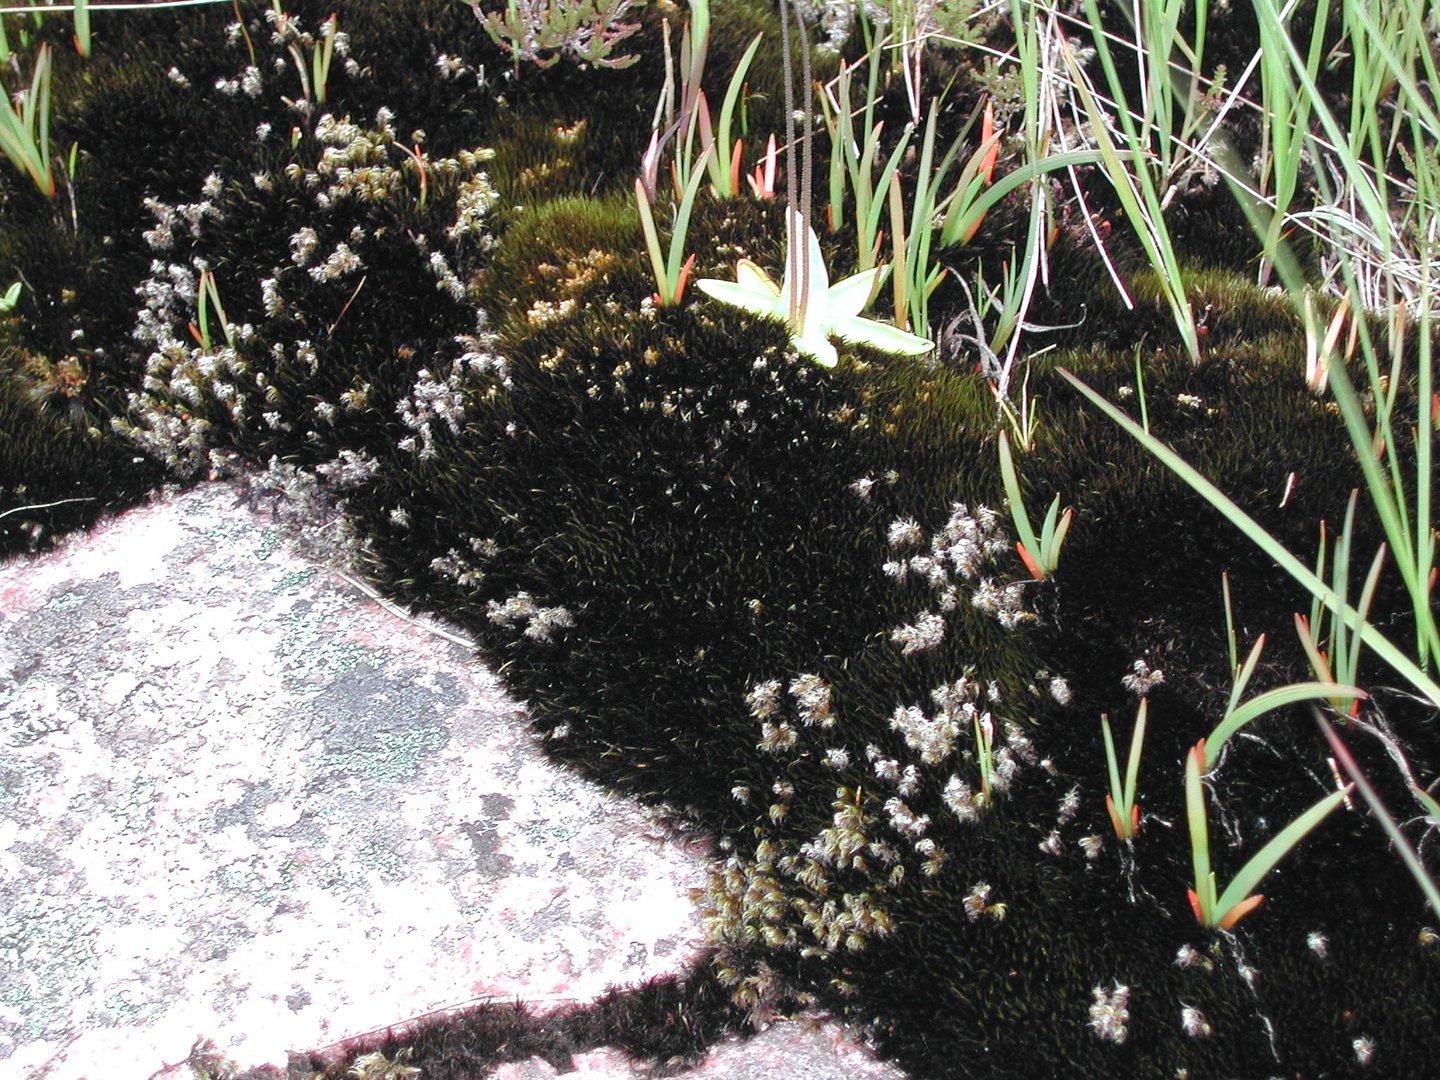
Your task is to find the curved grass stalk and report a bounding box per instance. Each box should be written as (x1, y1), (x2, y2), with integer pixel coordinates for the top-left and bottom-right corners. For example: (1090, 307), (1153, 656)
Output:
(1318, 716), (1440, 919)
(1204, 680), (1365, 770)
(1060, 368), (1440, 710)
(1186, 738), (1352, 930)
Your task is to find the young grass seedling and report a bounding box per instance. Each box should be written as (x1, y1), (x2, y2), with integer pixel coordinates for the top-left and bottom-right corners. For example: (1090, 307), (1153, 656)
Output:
(997, 427), (1072, 580)
(695, 30), (761, 199)
(746, 133), (776, 199)
(1102, 698), (1147, 841)
(274, 7), (339, 108)
(1294, 490), (1386, 715)
(816, 55), (913, 275)
(974, 710), (997, 808)
(189, 270), (237, 353)
(0, 42), (54, 198)
(635, 145), (711, 307)
(1186, 737), (1353, 929)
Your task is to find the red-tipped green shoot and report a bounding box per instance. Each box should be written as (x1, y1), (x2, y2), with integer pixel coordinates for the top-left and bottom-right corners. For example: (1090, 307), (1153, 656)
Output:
(635, 144), (712, 307)
(998, 428), (1071, 580)
(1186, 738), (1352, 930)
(1102, 700), (1147, 841)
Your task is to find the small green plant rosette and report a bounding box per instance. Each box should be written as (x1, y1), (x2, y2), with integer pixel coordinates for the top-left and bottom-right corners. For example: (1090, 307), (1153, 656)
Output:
(694, 209), (933, 368)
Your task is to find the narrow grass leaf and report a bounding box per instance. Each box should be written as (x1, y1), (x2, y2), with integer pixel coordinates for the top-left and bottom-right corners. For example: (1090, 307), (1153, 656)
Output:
(1059, 368), (1440, 708)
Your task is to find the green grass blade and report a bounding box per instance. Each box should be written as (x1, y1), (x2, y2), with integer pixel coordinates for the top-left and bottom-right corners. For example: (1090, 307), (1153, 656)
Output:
(1212, 783), (1351, 924)
(1101, 714), (1124, 811)
(709, 31), (762, 198)
(1227, 634), (1266, 717)
(1326, 350), (1439, 667)
(666, 144), (712, 294)
(1060, 368), (1440, 709)
(1207, 682), (1364, 769)
(1318, 714), (1440, 919)
(634, 180), (670, 301)
(1222, 572), (1238, 677)
(1124, 698), (1147, 810)
(1185, 740), (1212, 922)
(74, 0), (91, 57)
(997, 429), (1040, 559)
(939, 149), (1103, 248)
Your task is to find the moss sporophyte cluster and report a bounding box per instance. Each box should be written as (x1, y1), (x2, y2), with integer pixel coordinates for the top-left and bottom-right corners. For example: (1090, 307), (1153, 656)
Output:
(1, 1), (1438, 1077)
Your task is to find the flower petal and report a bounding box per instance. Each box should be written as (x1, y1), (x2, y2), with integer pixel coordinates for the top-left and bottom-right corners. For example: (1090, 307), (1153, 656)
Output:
(825, 268), (884, 322)
(735, 258), (780, 297)
(791, 330), (839, 368)
(832, 314), (935, 356)
(695, 277), (786, 319)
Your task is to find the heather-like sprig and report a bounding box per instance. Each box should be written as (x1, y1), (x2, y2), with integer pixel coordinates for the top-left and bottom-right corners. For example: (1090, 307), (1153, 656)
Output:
(472, 0), (643, 73)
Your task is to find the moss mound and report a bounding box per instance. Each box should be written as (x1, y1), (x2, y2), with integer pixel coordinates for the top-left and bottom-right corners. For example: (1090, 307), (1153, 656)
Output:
(1, 3), (1436, 1078)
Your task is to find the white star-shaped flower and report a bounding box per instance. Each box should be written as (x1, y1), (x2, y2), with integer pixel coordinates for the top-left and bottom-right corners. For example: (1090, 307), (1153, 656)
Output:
(695, 210), (934, 368)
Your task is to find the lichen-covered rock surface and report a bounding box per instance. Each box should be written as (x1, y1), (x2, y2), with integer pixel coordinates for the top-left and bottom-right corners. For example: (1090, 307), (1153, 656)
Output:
(0, 1), (1435, 1077)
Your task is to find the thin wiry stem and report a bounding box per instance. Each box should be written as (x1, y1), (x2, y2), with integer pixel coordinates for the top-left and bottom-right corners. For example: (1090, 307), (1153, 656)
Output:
(797, 0), (813, 281)
(778, 0), (798, 326)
